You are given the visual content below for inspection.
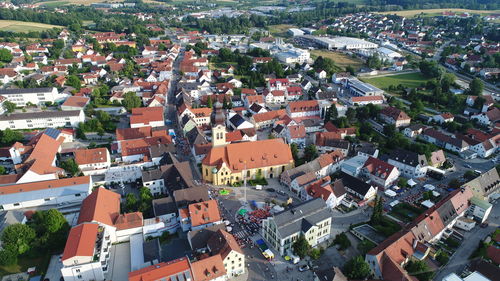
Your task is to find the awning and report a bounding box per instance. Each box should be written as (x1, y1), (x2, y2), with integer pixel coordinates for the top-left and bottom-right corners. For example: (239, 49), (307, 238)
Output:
(238, 209), (248, 215)
(408, 179), (417, 187)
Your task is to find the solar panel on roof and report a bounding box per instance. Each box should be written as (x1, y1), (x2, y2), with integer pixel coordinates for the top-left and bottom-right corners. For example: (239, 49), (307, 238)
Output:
(44, 128), (61, 140)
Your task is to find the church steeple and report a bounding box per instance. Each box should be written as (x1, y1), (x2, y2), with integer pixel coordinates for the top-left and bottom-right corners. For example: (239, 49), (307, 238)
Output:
(211, 100), (226, 147)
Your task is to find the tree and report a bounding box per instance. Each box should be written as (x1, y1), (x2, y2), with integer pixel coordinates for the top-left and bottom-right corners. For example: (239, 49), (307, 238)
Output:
(304, 144), (318, 162)
(66, 75), (81, 90)
(345, 65), (356, 75)
(292, 235), (310, 259)
(0, 128), (23, 146)
(1, 224), (36, 255)
(383, 124), (397, 138)
(419, 60), (442, 79)
(469, 78), (484, 96)
(440, 73), (456, 93)
(367, 53), (382, 69)
(357, 239), (376, 255)
(448, 178), (461, 189)
(2, 101), (16, 113)
(333, 233), (351, 250)
(405, 260), (434, 281)
(324, 104), (338, 122)
(343, 256), (371, 279)
(125, 193), (139, 212)
(398, 178), (408, 188)
(0, 246), (17, 266)
(290, 143), (299, 162)
(207, 96), (213, 108)
(122, 92), (142, 111)
(0, 48), (13, 63)
(31, 209), (67, 234)
(60, 159), (79, 176)
(371, 196), (383, 224)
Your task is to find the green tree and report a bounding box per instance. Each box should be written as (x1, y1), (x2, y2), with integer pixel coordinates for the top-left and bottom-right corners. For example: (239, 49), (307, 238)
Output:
(66, 75), (81, 90)
(371, 196), (383, 224)
(440, 73), (456, 93)
(0, 166), (5, 175)
(207, 96), (213, 108)
(60, 159), (79, 176)
(448, 178), (461, 189)
(304, 144), (318, 162)
(324, 104), (338, 122)
(0, 48), (13, 63)
(122, 92), (142, 111)
(290, 143), (299, 162)
(292, 235), (310, 259)
(333, 233), (351, 250)
(0, 246), (18, 266)
(469, 78), (484, 96)
(1, 224), (36, 255)
(31, 209), (67, 234)
(343, 256), (371, 279)
(357, 239), (376, 255)
(2, 101), (16, 113)
(0, 128), (23, 146)
(405, 260), (434, 281)
(125, 193), (139, 212)
(419, 60), (442, 78)
(367, 53), (382, 69)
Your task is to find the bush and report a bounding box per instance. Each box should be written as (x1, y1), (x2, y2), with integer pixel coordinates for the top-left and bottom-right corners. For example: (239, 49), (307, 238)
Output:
(436, 251), (450, 265)
(309, 248), (322, 260)
(357, 239), (376, 255)
(333, 233), (351, 250)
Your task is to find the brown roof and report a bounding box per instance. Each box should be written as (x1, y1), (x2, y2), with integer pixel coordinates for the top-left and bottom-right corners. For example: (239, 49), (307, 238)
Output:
(62, 96), (89, 108)
(202, 139), (293, 172)
(363, 157), (397, 179)
(188, 200), (221, 227)
(128, 257), (191, 281)
(116, 127), (166, 141)
(252, 109), (287, 123)
(288, 100), (319, 113)
(380, 106), (410, 121)
(114, 212), (143, 230)
(74, 148), (108, 165)
(190, 254), (226, 281)
(77, 187), (120, 226)
(0, 176), (90, 195)
(130, 107), (164, 126)
(62, 223), (98, 261)
(207, 229), (243, 259)
(351, 96), (384, 102)
(24, 132), (65, 176)
(288, 125), (306, 139)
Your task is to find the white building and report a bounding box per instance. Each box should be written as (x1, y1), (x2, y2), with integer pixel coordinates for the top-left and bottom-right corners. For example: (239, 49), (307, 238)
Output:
(0, 87), (69, 106)
(387, 149), (428, 179)
(305, 35), (378, 50)
(0, 176), (92, 210)
(275, 48), (310, 64)
(0, 110), (85, 130)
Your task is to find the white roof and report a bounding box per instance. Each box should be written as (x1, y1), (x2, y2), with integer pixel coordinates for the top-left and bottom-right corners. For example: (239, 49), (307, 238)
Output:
(408, 179), (417, 186)
(384, 190), (397, 197)
(464, 272), (491, 281)
(389, 200), (400, 207)
(421, 200), (435, 209)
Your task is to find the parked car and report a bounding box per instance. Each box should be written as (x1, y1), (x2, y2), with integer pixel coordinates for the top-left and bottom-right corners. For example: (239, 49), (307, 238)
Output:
(266, 188), (276, 193)
(480, 222), (489, 228)
(298, 265), (310, 272)
(464, 164), (472, 168)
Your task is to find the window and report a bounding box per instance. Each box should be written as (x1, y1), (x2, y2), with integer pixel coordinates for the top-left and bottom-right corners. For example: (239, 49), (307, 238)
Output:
(77, 275), (82, 279)
(44, 198), (50, 201)
(13, 203), (20, 206)
(76, 269), (80, 273)
(75, 193), (81, 197)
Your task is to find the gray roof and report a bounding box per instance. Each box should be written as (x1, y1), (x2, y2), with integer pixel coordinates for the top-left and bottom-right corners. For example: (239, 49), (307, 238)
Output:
(0, 87), (55, 95)
(339, 173), (373, 198)
(187, 224), (226, 251)
(142, 169), (163, 182)
(143, 238), (161, 263)
(388, 148), (427, 168)
(272, 198), (330, 238)
(152, 197), (177, 217)
(173, 186), (209, 209)
(462, 167), (499, 198)
(0, 210), (25, 234)
(0, 110), (81, 121)
(149, 143), (176, 158)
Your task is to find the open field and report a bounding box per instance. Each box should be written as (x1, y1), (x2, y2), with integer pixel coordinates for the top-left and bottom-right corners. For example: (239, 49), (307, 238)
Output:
(361, 72), (430, 90)
(37, 0), (124, 6)
(267, 24), (297, 37)
(377, 8), (500, 17)
(311, 49), (365, 70)
(0, 20), (63, 33)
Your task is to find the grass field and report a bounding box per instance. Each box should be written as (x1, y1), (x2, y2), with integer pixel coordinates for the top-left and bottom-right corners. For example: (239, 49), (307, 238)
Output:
(267, 24), (297, 37)
(38, 0), (124, 6)
(0, 20), (63, 33)
(377, 8), (500, 17)
(361, 72), (430, 90)
(311, 49), (365, 70)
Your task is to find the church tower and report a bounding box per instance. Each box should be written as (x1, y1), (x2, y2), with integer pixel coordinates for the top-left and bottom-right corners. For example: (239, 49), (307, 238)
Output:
(211, 100), (226, 148)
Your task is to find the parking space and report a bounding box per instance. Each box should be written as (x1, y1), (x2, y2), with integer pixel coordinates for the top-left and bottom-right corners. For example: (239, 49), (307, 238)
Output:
(160, 233), (192, 261)
(107, 243), (131, 281)
(44, 255), (62, 281)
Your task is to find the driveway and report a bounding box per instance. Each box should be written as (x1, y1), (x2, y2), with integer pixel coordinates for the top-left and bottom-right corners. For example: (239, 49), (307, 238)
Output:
(44, 255), (62, 281)
(107, 243), (131, 281)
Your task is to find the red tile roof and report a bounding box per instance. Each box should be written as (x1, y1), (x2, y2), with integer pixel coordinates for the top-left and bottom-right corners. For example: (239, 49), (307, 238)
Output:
(114, 212), (143, 230)
(77, 187), (120, 226)
(128, 257), (191, 281)
(74, 148), (108, 165)
(130, 107), (164, 126)
(190, 254), (226, 281)
(62, 223), (99, 261)
(0, 176), (90, 195)
(188, 200), (221, 227)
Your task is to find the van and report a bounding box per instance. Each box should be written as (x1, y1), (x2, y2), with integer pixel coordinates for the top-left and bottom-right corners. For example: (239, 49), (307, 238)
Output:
(255, 185), (262, 190)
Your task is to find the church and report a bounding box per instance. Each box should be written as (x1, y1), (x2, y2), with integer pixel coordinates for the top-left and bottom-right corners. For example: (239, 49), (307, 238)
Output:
(201, 101), (294, 186)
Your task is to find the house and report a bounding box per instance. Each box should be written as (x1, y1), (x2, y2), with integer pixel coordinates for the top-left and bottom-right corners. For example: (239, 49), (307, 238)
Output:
(227, 113), (254, 130)
(251, 109), (287, 129)
(379, 106), (411, 127)
(421, 128), (469, 153)
(314, 132), (350, 155)
(207, 229), (245, 277)
(264, 90), (286, 104)
(429, 150), (446, 168)
(287, 100), (320, 118)
(190, 255), (227, 281)
(462, 167), (499, 201)
(339, 173), (377, 201)
(0, 87), (68, 106)
(61, 96), (90, 111)
(268, 78), (290, 91)
(387, 148), (428, 179)
(0, 110), (85, 130)
(461, 128), (498, 158)
(403, 124), (426, 138)
(315, 69), (327, 80)
(74, 148), (111, 176)
(360, 157), (400, 188)
(261, 198), (331, 255)
(128, 257), (192, 281)
(432, 112), (454, 123)
(471, 108), (500, 126)
(0, 176), (92, 211)
(304, 177), (347, 209)
(465, 95), (494, 113)
(130, 107), (165, 128)
(366, 188), (473, 281)
(285, 125), (306, 146)
(185, 200), (222, 231)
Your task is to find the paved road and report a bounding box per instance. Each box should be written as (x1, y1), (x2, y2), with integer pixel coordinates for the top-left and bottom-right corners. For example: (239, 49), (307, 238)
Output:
(434, 202), (500, 281)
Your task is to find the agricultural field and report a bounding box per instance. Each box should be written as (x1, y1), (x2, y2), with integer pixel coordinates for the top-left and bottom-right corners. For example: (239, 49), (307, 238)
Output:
(311, 49), (365, 70)
(361, 72), (430, 90)
(37, 0), (124, 6)
(377, 8), (500, 18)
(0, 20), (63, 33)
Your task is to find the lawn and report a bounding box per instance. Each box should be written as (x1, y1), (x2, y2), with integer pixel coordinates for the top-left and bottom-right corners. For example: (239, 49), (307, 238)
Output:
(0, 253), (51, 278)
(0, 20), (63, 33)
(40, 0), (124, 6)
(39, 1), (69, 7)
(377, 8), (500, 18)
(361, 72), (430, 90)
(389, 203), (425, 223)
(311, 49), (365, 70)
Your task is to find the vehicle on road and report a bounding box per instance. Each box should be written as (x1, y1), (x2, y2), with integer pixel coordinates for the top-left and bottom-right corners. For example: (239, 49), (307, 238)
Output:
(298, 265), (310, 272)
(480, 222), (489, 228)
(277, 190), (286, 196)
(255, 185), (262, 190)
(464, 164), (472, 168)
(266, 188), (275, 192)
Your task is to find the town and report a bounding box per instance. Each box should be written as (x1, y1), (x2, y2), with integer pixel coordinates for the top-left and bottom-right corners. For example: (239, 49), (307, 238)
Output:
(0, 1), (498, 281)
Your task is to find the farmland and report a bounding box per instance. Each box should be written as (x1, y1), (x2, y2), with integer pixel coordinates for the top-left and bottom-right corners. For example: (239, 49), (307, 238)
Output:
(0, 20), (63, 33)
(377, 8), (500, 18)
